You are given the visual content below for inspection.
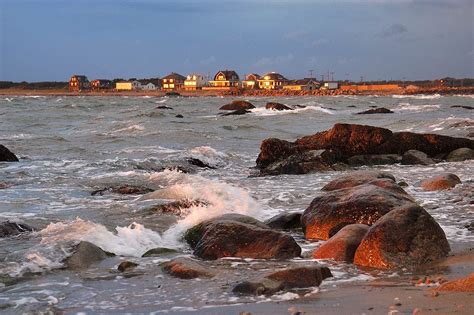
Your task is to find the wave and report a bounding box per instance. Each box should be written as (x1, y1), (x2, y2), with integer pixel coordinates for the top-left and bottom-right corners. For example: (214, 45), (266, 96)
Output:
(392, 94), (441, 100)
(394, 103), (440, 112)
(250, 105), (334, 116)
(111, 124), (145, 134)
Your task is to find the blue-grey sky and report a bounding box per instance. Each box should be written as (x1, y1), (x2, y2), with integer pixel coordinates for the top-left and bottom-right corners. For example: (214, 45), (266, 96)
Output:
(1, 0), (473, 82)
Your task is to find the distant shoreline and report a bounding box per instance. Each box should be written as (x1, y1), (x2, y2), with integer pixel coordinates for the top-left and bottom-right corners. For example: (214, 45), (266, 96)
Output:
(0, 87), (473, 97)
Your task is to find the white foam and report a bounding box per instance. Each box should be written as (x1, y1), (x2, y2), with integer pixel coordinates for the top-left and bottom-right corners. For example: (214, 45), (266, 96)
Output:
(394, 103), (440, 112)
(392, 94), (441, 100)
(112, 124), (145, 133)
(251, 105), (334, 116)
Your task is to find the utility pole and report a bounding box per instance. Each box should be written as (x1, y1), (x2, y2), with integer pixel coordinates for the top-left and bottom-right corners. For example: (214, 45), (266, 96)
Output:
(309, 69), (315, 79)
(360, 76), (364, 83)
(321, 75), (324, 82)
(331, 72), (335, 81)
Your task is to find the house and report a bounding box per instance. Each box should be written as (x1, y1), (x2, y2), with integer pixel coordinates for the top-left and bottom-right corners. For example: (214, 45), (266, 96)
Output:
(69, 75), (90, 92)
(161, 72), (186, 90)
(207, 70), (240, 89)
(242, 74), (261, 89)
(115, 80), (142, 90)
(142, 82), (157, 90)
(90, 79), (111, 90)
(283, 78), (321, 91)
(322, 82), (339, 90)
(258, 72), (289, 90)
(184, 73), (207, 90)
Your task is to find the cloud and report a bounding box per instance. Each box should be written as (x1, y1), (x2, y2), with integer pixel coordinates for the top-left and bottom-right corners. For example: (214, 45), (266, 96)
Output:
(254, 54), (294, 68)
(377, 24), (408, 38)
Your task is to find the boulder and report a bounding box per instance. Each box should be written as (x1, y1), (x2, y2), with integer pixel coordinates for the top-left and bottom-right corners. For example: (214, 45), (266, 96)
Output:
(156, 105), (173, 110)
(64, 241), (111, 269)
(265, 102), (294, 111)
(354, 205), (450, 269)
(0, 144), (19, 162)
(175, 114), (184, 118)
(142, 247), (178, 257)
(144, 199), (208, 216)
(117, 261), (138, 272)
(220, 100), (255, 111)
(302, 180), (414, 240)
(437, 273), (474, 292)
(401, 150), (434, 165)
(220, 109), (251, 116)
(232, 265), (332, 295)
(321, 171), (396, 191)
(356, 108), (394, 115)
(188, 218), (301, 260)
(420, 173), (461, 191)
(0, 221), (34, 237)
(264, 212), (302, 230)
(91, 185), (154, 196)
(446, 148), (474, 162)
(451, 105), (474, 110)
(346, 154), (401, 166)
(186, 158), (217, 169)
(161, 257), (214, 279)
(312, 224), (369, 263)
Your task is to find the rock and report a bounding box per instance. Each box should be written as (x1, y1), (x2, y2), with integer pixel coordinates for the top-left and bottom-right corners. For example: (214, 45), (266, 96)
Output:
(321, 171), (396, 191)
(437, 273), (474, 292)
(0, 144), (19, 162)
(64, 241), (110, 269)
(192, 220), (301, 260)
(256, 138), (299, 169)
(420, 173), (461, 191)
(220, 100), (255, 110)
(0, 182), (9, 189)
(184, 213), (269, 248)
(232, 265), (332, 295)
(302, 179), (414, 240)
(161, 257), (214, 279)
(156, 105), (173, 109)
(186, 158), (217, 169)
(346, 154), (402, 166)
(401, 150), (435, 165)
(118, 261), (138, 272)
(264, 212), (302, 230)
(144, 199), (208, 216)
(354, 205), (450, 269)
(175, 114), (184, 118)
(356, 108), (394, 115)
(220, 109), (251, 116)
(312, 224), (369, 262)
(91, 185), (154, 196)
(0, 221), (34, 237)
(142, 247), (178, 257)
(451, 105), (474, 110)
(446, 148), (474, 162)
(165, 92), (181, 97)
(265, 102), (293, 111)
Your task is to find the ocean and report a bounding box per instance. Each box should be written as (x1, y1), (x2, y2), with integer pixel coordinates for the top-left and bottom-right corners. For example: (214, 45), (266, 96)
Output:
(0, 94), (473, 313)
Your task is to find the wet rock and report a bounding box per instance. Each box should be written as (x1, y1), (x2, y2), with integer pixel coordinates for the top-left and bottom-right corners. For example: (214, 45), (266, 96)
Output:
(346, 154), (401, 166)
(156, 105), (173, 109)
(354, 204), (450, 269)
(420, 173), (461, 191)
(190, 219), (301, 260)
(91, 185), (154, 196)
(321, 171), (396, 191)
(0, 144), (19, 162)
(401, 150), (434, 165)
(356, 108), (394, 115)
(437, 273), (474, 292)
(142, 247), (178, 257)
(232, 265), (332, 295)
(302, 179), (414, 240)
(0, 182), (9, 189)
(264, 212), (302, 230)
(184, 213), (269, 248)
(186, 158), (216, 169)
(465, 222), (474, 232)
(161, 257), (214, 279)
(220, 100), (255, 110)
(265, 102), (293, 111)
(118, 261), (138, 272)
(451, 105), (474, 110)
(165, 92), (181, 97)
(145, 199), (209, 216)
(313, 224), (369, 263)
(175, 114), (184, 118)
(64, 241), (111, 269)
(446, 147), (474, 162)
(0, 221), (34, 237)
(220, 109), (251, 116)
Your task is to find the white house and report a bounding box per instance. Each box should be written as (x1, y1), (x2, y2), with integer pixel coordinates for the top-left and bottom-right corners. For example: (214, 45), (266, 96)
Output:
(142, 82), (157, 90)
(184, 73), (207, 90)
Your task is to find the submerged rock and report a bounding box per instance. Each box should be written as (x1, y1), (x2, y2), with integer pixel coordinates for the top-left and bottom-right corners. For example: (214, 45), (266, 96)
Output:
(451, 105), (474, 110)
(220, 109), (251, 116)
(186, 158), (217, 169)
(220, 100), (255, 110)
(118, 261), (138, 272)
(161, 257), (215, 279)
(64, 241), (111, 269)
(144, 199), (209, 216)
(420, 173), (461, 191)
(354, 205), (450, 269)
(264, 212), (302, 230)
(142, 247), (178, 257)
(91, 185), (154, 196)
(401, 150), (434, 165)
(356, 107), (394, 115)
(0, 144), (19, 162)
(0, 221), (34, 237)
(175, 114), (184, 118)
(265, 102), (293, 111)
(156, 105), (173, 110)
(446, 147), (474, 162)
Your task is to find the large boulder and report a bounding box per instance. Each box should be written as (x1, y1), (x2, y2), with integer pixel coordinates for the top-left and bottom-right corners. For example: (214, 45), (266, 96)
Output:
(0, 145), (19, 162)
(220, 100), (255, 111)
(401, 150), (434, 165)
(446, 148), (474, 162)
(356, 108), (394, 115)
(264, 212), (302, 230)
(346, 154), (401, 166)
(64, 241), (111, 269)
(266, 102), (293, 111)
(321, 171), (396, 191)
(353, 205), (450, 269)
(0, 221), (34, 237)
(232, 265), (332, 295)
(312, 224), (369, 263)
(161, 257), (215, 279)
(437, 273), (474, 292)
(420, 173), (461, 191)
(302, 179), (414, 240)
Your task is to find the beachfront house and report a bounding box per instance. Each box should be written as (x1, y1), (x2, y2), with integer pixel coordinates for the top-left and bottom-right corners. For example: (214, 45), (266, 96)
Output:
(161, 73), (186, 90)
(115, 80), (142, 91)
(242, 74), (261, 89)
(69, 75), (90, 92)
(184, 74), (207, 90)
(283, 78), (321, 91)
(207, 70), (240, 89)
(90, 79), (111, 90)
(142, 82), (157, 90)
(258, 72), (289, 90)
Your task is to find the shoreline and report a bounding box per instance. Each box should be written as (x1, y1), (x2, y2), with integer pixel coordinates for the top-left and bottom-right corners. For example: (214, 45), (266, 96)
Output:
(0, 87), (473, 97)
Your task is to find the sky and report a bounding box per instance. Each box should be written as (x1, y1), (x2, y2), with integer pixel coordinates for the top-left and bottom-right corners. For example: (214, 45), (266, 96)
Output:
(0, 0), (473, 82)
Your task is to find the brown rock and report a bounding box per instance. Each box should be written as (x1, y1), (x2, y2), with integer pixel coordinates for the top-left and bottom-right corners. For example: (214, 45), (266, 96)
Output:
(446, 147), (474, 162)
(64, 241), (110, 269)
(91, 185), (154, 196)
(220, 109), (251, 116)
(0, 144), (19, 162)
(356, 107), (394, 115)
(161, 257), (214, 279)
(420, 173), (461, 191)
(354, 205), (450, 269)
(256, 138), (299, 169)
(401, 150), (434, 165)
(118, 261), (138, 272)
(321, 171), (396, 191)
(0, 221), (34, 237)
(346, 154), (402, 166)
(313, 224), (369, 262)
(437, 273), (474, 292)
(220, 100), (255, 110)
(265, 102), (293, 111)
(264, 212), (302, 230)
(144, 199), (208, 216)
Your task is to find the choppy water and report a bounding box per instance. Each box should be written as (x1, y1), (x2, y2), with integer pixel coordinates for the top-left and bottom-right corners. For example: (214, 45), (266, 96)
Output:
(0, 95), (473, 313)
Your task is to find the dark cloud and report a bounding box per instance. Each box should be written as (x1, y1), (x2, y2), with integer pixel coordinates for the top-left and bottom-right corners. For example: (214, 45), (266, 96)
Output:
(377, 24), (408, 38)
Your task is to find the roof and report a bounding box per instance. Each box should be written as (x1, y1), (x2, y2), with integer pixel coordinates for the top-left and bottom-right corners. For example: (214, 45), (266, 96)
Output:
(162, 72), (186, 81)
(245, 73), (261, 81)
(71, 75), (88, 81)
(287, 78), (320, 86)
(260, 72), (288, 81)
(213, 70), (239, 81)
